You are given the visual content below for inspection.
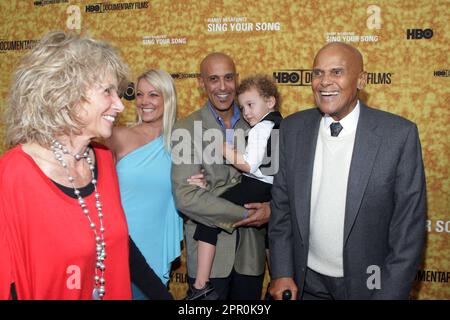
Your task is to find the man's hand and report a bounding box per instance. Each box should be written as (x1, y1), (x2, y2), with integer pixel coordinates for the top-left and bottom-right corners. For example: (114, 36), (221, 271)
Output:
(232, 202), (271, 228)
(186, 170), (207, 189)
(269, 277), (298, 300)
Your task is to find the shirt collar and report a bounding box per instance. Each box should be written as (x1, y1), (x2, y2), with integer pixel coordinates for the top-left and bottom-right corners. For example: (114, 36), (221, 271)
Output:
(259, 111), (272, 123)
(323, 100), (360, 136)
(207, 100), (241, 131)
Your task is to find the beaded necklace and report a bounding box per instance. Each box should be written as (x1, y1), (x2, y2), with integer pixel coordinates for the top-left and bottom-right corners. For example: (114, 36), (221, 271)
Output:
(51, 140), (106, 300)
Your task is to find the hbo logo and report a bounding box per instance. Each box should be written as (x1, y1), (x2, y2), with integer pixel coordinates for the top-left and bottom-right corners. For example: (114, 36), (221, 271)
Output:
(406, 29), (433, 40)
(273, 72), (300, 84)
(85, 4), (101, 13)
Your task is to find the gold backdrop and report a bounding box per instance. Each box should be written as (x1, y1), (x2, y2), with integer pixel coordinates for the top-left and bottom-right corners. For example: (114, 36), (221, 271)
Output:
(0, 0), (448, 300)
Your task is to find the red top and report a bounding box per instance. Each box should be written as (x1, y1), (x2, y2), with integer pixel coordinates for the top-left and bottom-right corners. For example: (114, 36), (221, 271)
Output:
(0, 144), (131, 299)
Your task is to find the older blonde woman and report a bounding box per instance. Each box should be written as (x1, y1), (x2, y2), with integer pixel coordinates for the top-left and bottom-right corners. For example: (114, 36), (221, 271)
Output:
(0, 31), (131, 299)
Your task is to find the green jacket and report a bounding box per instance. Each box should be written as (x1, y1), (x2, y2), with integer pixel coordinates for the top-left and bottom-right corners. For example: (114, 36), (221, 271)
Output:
(171, 103), (266, 278)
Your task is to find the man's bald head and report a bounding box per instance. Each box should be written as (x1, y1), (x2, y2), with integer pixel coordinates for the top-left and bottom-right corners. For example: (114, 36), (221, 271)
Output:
(200, 52), (236, 77)
(314, 42), (364, 73)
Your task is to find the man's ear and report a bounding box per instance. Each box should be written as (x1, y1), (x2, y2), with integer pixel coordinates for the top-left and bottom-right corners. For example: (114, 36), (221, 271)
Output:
(357, 71), (367, 90)
(198, 75), (205, 90)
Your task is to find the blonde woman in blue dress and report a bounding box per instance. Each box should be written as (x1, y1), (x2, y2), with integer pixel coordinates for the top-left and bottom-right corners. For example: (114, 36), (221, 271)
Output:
(107, 69), (204, 299)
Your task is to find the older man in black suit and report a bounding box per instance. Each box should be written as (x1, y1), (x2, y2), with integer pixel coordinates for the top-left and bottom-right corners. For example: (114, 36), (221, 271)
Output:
(269, 42), (426, 300)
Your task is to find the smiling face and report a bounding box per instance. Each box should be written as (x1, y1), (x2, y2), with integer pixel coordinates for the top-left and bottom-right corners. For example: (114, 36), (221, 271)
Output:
(238, 87), (275, 127)
(312, 43), (367, 121)
(199, 53), (237, 114)
(78, 75), (125, 140)
(135, 78), (164, 125)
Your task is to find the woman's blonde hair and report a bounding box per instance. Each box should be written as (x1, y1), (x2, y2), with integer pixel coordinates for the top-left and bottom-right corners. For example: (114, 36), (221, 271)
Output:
(135, 69), (177, 151)
(5, 31), (129, 147)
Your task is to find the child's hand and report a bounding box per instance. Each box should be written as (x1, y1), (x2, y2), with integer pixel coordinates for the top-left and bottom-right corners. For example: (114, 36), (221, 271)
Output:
(222, 141), (234, 161)
(222, 141), (228, 157)
(223, 141), (250, 172)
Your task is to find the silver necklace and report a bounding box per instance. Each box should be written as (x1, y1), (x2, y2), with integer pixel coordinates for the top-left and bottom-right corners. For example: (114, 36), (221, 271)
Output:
(51, 140), (106, 300)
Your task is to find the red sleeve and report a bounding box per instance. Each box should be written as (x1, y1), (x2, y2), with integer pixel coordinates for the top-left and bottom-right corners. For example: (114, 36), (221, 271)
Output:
(0, 205), (13, 300)
(0, 154), (13, 299)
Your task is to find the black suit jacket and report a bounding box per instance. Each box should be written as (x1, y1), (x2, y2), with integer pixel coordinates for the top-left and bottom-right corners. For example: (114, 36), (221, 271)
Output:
(269, 102), (427, 299)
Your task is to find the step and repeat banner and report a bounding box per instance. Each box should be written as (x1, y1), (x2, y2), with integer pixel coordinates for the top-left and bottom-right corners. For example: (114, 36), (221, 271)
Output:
(0, 1), (448, 299)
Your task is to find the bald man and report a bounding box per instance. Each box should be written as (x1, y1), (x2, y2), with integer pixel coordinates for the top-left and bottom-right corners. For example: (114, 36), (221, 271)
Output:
(171, 53), (270, 300)
(269, 42), (426, 299)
